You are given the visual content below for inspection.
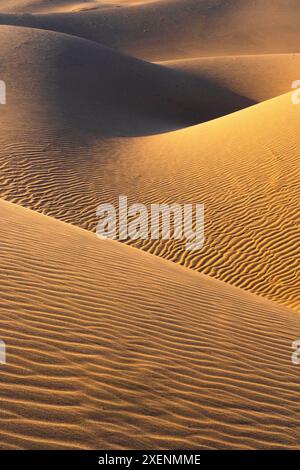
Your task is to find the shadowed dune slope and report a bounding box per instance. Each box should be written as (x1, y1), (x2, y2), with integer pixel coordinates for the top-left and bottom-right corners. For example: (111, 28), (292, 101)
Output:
(160, 54), (300, 103)
(0, 1), (157, 14)
(0, 1), (105, 14)
(0, 90), (299, 311)
(0, 199), (300, 450)
(0, 25), (257, 136)
(0, 0), (300, 60)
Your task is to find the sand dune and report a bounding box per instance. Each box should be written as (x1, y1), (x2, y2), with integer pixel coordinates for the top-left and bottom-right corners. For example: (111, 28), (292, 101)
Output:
(0, 1), (108, 14)
(3, 26), (299, 137)
(0, 1), (156, 14)
(160, 53), (300, 104)
(0, 198), (299, 450)
(0, 0), (300, 60)
(0, 25), (257, 136)
(0, 83), (299, 311)
(0, 0), (299, 452)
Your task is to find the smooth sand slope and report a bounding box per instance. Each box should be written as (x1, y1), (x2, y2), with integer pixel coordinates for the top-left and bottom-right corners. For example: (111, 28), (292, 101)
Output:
(0, 1), (102, 13)
(0, 0), (300, 60)
(0, 198), (300, 450)
(0, 0), (299, 453)
(0, 25), (257, 136)
(2, 26), (299, 136)
(0, 30), (299, 312)
(0, 1), (157, 14)
(160, 53), (300, 104)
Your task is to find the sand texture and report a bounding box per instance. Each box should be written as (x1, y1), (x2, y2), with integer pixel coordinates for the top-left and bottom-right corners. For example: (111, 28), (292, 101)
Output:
(0, 0), (299, 450)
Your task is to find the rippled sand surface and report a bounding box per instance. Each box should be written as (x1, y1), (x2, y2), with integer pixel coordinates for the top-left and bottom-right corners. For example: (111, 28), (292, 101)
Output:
(0, 0), (299, 449)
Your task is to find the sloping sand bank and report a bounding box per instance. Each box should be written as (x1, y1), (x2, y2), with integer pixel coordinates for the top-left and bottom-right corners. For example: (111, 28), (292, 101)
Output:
(0, 199), (299, 449)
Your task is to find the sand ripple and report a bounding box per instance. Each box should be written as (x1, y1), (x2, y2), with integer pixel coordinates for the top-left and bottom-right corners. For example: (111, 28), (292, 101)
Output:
(0, 199), (300, 449)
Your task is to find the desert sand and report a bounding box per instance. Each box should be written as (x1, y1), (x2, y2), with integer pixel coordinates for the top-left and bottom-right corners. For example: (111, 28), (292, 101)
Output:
(0, 199), (300, 450)
(160, 54), (300, 104)
(0, 0), (299, 450)
(1, 0), (300, 60)
(0, 1), (158, 14)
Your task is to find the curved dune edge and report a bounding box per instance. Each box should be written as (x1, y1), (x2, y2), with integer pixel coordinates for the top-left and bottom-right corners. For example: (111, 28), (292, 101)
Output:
(1, 26), (299, 136)
(0, 0), (299, 453)
(1, 0), (300, 60)
(0, 25), (256, 137)
(1, 90), (299, 311)
(0, 198), (300, 450)
(0, 1), (156, 14)
(158, 53), (300, 103)
(0, 1), (108, 14)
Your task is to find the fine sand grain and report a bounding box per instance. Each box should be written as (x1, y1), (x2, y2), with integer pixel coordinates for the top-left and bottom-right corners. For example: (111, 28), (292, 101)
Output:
(0, 199), (299, 449)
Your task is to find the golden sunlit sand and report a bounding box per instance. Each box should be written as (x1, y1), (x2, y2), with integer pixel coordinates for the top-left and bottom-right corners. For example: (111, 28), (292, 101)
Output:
(0, 199), (299, 450)
(0, 0), (299, 450)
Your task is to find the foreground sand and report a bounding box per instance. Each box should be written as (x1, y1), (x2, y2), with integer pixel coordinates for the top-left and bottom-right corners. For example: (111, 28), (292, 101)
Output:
(0, 199), (299, 450)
